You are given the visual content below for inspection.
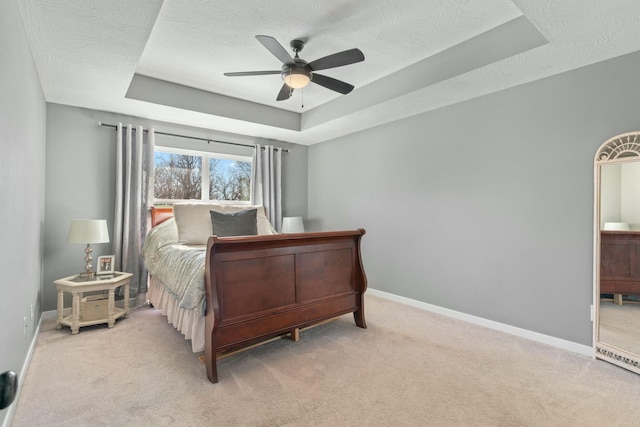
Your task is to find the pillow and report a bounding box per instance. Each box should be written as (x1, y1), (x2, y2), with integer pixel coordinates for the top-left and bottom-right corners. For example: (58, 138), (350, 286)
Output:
(173, 203), (214, 245)
(210, 209), (258, 237)
(173, 203), (276, 244)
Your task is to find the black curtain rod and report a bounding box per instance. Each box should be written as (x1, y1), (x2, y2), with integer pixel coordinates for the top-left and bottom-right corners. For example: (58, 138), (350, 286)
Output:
(96, 121), (289, 152)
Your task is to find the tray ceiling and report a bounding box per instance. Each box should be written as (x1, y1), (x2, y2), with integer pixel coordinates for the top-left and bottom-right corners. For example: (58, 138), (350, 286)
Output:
(18, 0), (640, 145)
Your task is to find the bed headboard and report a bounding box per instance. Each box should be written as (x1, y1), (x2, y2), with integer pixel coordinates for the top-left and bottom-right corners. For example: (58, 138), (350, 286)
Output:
(151, 205), (272, 229)
(150, 206), (174, 227)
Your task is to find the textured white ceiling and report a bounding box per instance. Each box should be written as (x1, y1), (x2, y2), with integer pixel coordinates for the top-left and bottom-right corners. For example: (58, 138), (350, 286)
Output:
(17, 0), (640, 145)
(137, 0), (522, 112)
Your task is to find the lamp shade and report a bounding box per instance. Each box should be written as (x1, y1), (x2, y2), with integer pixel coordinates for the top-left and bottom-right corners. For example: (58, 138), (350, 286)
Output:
(282, 216), (304, 233)
(67, 219), (110, 244)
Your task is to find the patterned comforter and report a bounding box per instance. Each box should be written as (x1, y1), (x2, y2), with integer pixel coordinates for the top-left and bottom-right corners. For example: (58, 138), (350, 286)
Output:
(142, 218), (206, 314)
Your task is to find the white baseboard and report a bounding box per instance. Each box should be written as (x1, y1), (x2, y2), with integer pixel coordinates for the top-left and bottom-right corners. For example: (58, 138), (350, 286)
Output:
(367, 288), (594, 358)
(3, 314), (44, 427)
(41, 309), (57, 320)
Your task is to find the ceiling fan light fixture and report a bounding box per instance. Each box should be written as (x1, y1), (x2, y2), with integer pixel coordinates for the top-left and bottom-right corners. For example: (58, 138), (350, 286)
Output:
(283, 68), (311, 89)
(224, 35), (364, 101)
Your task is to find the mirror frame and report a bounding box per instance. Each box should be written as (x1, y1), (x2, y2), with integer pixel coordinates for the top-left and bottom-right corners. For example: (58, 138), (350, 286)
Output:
(594, 131), (640, 374)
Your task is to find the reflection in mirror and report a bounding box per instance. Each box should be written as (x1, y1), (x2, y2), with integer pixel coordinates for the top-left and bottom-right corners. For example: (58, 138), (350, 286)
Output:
(595, 132), (640, 374)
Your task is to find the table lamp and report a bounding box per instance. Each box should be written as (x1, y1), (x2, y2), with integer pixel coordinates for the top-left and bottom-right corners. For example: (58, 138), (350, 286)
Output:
(67, 219), (110, 277)
(282, 216), (305, 233)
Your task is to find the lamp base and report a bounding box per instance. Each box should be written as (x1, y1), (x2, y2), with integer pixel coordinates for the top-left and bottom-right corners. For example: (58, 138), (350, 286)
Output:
(83, 243), (94, 277)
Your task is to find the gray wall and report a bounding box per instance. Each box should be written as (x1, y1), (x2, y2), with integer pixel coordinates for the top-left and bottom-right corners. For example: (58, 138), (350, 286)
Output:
(0, 0), (46, 423)
(43, 103), (308, 311)
(308, 50), (640, 347)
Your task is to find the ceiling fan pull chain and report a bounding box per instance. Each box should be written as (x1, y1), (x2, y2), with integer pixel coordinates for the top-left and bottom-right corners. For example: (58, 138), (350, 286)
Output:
(301, 89), (304, 109)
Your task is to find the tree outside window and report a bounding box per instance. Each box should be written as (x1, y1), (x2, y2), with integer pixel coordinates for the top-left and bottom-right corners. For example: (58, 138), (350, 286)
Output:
(154, 149), (251, 202)
(209, 158), (251, 201)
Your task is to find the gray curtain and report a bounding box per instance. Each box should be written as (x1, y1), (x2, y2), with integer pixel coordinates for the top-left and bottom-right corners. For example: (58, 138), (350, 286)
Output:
(113, 124), (155, 295)
(250, 144), (282, 232)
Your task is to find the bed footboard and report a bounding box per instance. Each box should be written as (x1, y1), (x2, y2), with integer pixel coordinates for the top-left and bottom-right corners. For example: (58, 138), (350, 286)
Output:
(204, 229), (367, 383)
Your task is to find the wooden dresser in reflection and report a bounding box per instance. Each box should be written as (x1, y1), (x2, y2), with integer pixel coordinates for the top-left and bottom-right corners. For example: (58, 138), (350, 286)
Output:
(600, 230), (640, 301)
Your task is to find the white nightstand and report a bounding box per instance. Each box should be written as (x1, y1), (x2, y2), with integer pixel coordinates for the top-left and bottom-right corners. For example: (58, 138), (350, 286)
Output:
(54, 272), (132, 334)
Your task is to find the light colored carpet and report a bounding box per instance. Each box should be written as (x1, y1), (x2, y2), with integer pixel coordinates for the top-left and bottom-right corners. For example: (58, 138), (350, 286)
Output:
(10, 295), (640, 427)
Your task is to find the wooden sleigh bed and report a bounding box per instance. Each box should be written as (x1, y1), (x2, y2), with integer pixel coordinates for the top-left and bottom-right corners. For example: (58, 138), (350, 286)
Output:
(146, 205), (367, 383)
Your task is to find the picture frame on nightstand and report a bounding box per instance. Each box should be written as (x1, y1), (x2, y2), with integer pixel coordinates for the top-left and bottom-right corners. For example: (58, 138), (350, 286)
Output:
(97, 255), (115, 275)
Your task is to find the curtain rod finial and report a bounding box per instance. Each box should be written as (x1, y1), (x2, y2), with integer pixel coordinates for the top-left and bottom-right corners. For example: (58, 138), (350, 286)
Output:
(96, 121), (102, 127)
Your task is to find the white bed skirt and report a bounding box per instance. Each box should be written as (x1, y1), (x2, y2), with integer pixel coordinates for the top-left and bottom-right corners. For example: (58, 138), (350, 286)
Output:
(148, 275), (205, 353)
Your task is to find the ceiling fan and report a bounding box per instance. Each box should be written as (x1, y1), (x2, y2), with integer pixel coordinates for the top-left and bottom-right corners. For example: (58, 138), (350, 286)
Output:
(224, 35), (365, 101)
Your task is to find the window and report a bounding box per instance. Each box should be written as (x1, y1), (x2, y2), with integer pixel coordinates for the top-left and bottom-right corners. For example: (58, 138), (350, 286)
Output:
(153, 147), (251, 204)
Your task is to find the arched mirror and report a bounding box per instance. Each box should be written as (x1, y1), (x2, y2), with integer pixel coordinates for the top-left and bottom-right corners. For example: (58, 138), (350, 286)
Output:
(595, 131), (640, 374)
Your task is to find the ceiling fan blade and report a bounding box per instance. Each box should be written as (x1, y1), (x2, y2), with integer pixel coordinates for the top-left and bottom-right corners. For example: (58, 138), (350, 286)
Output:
(224, 71), (281, 77)
(276, 83), (292, 101)
(256, 35), (293, 65)
(308, 48), (364, 71)
(311, 73), (354, 94)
